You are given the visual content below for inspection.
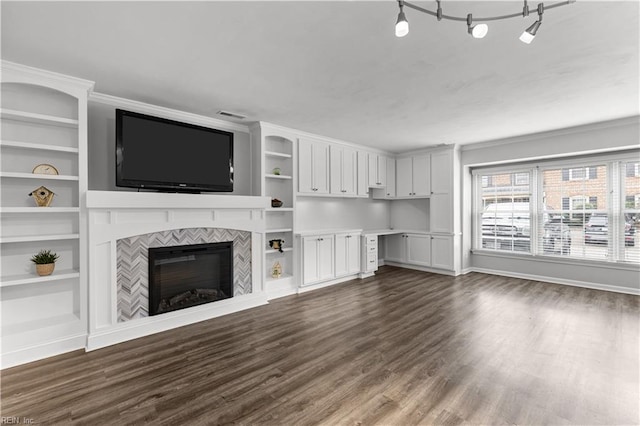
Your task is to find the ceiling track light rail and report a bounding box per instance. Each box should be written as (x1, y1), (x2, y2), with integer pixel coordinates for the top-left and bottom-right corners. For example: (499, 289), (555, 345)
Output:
(395, 0), (575, 42)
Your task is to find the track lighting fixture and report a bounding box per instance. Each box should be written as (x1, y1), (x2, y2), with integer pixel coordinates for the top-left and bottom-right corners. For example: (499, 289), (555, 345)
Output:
(395, 1), (409, 37)
(520, 3), (544, 43)
(467, 14), (488, 39)
(394, 0), (573, 43)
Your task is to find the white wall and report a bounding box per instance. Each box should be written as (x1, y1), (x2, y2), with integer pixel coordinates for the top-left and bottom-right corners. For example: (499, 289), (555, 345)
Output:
(295, 197), (390, 231)
(461, 116), (640, 293)
(87, 101), (252, 195)
(390, 199), (429, 231)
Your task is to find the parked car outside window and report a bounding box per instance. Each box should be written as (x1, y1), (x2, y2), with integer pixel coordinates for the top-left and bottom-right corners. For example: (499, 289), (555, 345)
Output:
(481, 202), (572, 254)
(584, 213), (636, 247)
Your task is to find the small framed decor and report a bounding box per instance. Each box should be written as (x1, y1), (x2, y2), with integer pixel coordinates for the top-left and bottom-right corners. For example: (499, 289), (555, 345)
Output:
(32, 163), (59, 175)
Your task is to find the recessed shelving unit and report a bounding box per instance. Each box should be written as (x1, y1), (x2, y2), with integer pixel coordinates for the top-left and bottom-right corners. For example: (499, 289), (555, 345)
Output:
(1, 60), (94, 369)
(252, 123), (298, 298)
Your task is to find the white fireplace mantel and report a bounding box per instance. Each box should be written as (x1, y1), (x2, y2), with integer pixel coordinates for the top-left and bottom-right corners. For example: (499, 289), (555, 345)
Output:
(85, 190), (270, 351)
(86, 190), (270, 210)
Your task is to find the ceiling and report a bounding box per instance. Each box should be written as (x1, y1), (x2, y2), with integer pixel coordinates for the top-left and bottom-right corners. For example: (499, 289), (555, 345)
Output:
(1, 1), (638, 153)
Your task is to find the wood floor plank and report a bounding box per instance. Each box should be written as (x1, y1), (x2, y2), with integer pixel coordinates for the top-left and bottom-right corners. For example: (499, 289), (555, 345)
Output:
(1, 266), (638, 425)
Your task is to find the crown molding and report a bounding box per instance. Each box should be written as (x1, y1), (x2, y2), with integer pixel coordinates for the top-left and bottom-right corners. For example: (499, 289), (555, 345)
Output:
(461, 116), (640, 152)
(89, 92), (251, 133)
(1, 60), (95, 97)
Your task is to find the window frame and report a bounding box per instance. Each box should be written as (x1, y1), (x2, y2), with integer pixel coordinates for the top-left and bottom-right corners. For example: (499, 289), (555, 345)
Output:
(472, 152), (639, 265)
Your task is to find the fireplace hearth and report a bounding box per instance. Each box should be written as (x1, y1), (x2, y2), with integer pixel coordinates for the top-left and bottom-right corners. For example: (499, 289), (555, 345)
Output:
(148, 242), (233, 316)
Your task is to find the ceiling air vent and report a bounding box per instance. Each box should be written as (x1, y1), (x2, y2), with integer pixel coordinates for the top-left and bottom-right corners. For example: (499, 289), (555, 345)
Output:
(216, 110), (246, 120)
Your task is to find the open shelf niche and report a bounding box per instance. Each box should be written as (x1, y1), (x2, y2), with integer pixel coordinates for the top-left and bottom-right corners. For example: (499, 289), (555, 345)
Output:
(0, 61), (94, 369)
(251, 123), (298, 299)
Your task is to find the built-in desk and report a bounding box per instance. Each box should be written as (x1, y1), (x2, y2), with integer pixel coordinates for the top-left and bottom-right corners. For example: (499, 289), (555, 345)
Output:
(361, 229), (456, 276)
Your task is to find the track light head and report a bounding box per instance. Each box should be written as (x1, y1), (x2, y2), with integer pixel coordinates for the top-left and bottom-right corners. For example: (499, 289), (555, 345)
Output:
(395, 2), (409, 37)
(519, 20), (541, 43)
(467, 14), (488, 39)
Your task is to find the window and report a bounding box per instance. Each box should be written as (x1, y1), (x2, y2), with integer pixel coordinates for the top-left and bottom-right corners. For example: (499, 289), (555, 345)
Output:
(473, 156), (638, 264)
(477, 171), (531, 253)
(622, 161), (640, 263)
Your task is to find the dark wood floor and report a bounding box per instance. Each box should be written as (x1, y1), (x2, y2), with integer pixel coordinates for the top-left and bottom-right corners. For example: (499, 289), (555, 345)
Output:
(2, 266), (639, 425)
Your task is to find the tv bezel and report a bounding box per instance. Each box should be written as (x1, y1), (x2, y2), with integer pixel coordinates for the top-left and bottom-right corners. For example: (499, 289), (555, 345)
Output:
(115, 109), (234, 193)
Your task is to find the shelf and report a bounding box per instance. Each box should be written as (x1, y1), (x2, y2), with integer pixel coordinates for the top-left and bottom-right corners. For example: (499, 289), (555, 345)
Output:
(266, 247), (294, 254)
(0, 233), (80, 243)
(0, 207), (80, 214)
(265, 273), (294, 283)
(1, 269), (80, 287)
(266, 207), (294, 212)
(265, 151), (292, 159)
(0, 140), (79, 153)
(265, 228), (293, 234)
(265, 173), (292, 180)
(0, 172), (79, 181)
(1, 108), (79, 127)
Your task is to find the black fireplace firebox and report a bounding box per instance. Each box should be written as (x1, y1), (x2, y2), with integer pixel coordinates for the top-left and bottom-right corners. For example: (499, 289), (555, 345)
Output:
(148, 242), (233, 316)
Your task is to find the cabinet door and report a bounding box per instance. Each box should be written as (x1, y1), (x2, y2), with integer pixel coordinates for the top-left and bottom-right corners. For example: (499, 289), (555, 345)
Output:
(329, 145), (343, 196)
(396, 157), (413, 197)
(298, 139), (314, 194)
(313, 141), (330, 194)
(334, 233), (348, 277)
(347, 234), (361, 274)
(377, 155), (387, 187)
(368, 153), (380, 187)
(317, 235), (335, 281)
(431, 235), (453, 270)
(342, 146), (357, 196)
(430, 150), (452, 195)
(406, 234), (431, 267)
(385, 157), (396, 198)
(302, 236), (319, 284)
(430, 193), (453, 233)
(357, 151), (369, 197)
(385, 234), (406, 263)
(412, 154), (431, 197)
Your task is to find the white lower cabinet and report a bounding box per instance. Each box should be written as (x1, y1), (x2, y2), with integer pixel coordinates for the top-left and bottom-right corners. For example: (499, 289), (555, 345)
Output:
(335, 232), (361, 277)
(302, 234), (334, 285)
(384, 233), (453, 270)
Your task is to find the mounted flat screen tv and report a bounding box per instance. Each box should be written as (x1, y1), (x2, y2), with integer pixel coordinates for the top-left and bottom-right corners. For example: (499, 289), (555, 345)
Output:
(116, 109), (234, 193)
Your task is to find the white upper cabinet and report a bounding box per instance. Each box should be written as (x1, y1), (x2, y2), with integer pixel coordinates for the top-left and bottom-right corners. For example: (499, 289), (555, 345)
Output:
(430, 150), (452, 195)
(357, 151), (369, 197)
(298, 138), (330, 195)
(367, 153), (387, 188)
(330, 144), (357, 197)
(396, 154), (430, 198)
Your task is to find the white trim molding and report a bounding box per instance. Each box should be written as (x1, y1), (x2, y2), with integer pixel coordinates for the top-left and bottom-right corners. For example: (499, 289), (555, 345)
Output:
(470, 267), (640, 296)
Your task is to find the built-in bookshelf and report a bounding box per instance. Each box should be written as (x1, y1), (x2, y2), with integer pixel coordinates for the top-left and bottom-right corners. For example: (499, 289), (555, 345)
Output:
(0, 61), (94, 369)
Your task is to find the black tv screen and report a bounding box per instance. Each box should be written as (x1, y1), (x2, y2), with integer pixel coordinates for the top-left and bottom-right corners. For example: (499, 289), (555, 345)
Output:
(116, 109), (234, 193)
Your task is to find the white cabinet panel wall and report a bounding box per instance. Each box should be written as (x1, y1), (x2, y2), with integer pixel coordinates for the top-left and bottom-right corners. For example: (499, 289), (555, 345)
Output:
(335, 232), (361, 277)
(383, 232), (454, 271)
(330, 145), (357, 197)
(298, 138), (330, 195)
(302, 234), (334, 285)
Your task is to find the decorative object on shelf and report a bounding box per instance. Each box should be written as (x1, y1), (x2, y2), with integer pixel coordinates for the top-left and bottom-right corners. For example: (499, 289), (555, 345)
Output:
(394, 0), (573, 43)
(30, 249), (59, 276)
(271, 198), (283, 208)
(28, 185), (55, 207)
(269, 239), (285, 253)
(32, 163), (59, 175)
(271, 261), (282, 278)
(272, 167), (281, 176)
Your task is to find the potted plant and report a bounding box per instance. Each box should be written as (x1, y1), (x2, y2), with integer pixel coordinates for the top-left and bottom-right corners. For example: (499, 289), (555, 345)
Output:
(30, 249), (59, 276)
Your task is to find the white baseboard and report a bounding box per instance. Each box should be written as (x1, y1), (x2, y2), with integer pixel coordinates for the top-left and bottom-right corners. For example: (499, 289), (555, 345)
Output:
(87, 293), (269, 351)
(0, 334), (86, 370)
(470, 267), (640, 295)
(298, 274), (360, 294)
(383, 261), (457, 276)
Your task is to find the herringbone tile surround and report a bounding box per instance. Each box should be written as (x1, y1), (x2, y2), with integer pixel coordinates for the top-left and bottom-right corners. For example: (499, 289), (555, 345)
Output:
(116, 228), (252, 322)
